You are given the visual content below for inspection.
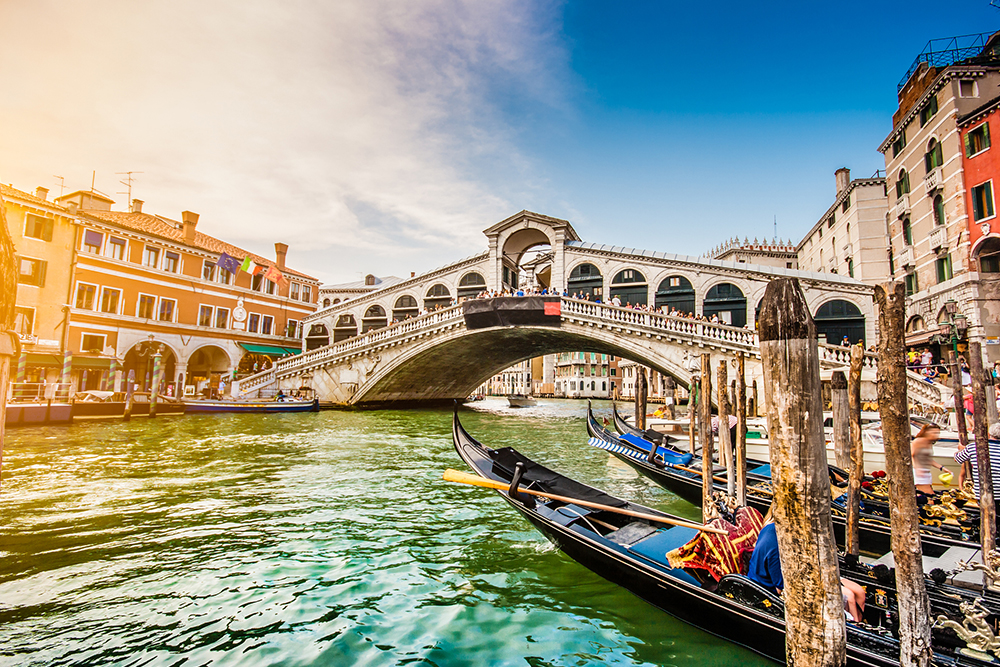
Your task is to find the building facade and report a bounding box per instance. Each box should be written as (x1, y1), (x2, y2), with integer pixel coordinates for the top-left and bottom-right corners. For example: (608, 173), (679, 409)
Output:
(553, 351), (611, 398)
(707, 238), (798, 270)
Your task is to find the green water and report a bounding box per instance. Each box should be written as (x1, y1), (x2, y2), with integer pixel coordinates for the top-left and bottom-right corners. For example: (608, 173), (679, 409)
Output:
(0, 399), (771, 666)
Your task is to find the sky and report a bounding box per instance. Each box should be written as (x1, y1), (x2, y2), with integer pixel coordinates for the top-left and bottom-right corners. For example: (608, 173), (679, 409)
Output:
(2, 1), (999, 285)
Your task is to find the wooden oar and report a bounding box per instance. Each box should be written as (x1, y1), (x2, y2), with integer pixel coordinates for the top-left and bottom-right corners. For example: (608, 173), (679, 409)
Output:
(443, 469), (729, 535)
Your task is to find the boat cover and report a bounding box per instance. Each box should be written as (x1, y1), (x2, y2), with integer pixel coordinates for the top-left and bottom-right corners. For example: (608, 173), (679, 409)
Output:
(619, 433), (694, 465)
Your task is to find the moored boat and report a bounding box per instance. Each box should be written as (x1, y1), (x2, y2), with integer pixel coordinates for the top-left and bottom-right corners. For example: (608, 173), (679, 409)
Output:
(71, 391), (186, 419)
(5, 401), (72, 425)
(182, 397), (319, 413)
(507, 394), (537, 408)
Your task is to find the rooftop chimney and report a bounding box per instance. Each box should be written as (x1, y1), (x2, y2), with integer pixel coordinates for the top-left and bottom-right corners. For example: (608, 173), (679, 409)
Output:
(67, 201), (79, 213)
(131, 199), (143, 213)
(274, 242), (288, 271)
(35, 186), (48, 201)
(835, 168), (851, 196)
(410, 271), (415, 278)
(181, 211), (199, 243)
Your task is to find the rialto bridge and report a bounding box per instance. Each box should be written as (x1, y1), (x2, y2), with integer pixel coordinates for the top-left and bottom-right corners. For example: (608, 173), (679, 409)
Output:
(232, 210), (949, 408)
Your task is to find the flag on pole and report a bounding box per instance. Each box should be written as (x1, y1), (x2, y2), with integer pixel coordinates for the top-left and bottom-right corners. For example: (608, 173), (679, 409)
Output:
(252, 263), (264, 276)
(264, 265), (283, 283)
(240, 256), (253, 273)
(218, 252), (240, 274)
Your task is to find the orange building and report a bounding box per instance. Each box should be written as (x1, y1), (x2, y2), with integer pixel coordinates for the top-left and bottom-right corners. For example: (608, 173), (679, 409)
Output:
(32, 189), (321, 397)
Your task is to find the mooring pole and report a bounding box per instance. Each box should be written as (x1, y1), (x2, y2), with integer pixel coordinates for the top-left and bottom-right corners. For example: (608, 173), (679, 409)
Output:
(969, 340), (996, 557)
(689, 376), (699, 455)
(846, 344), (865, 557)
(0, 193), (15, 489)
(735, 353), (747, 506)
(751, 379), (758, 417)
(123, 369), (135, 422)
(947, 349), (972, 485)
(831, 371), (850, 470)
(717, 361), (734, 497)
(635, 367), (647, 431)
(699, 353), (714, 521)
(874, 282), (931, 667)
(664, 376), (676, 420)
(758, 278), (846, 666)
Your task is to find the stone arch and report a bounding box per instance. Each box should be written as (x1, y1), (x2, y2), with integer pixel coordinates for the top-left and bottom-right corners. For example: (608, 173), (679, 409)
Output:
(567, 262), (603, 300)
(906, 315), (926, 333)
(654, 274), (695, 313)
(813, 299), (866, 346)
(305, 323), (330, 350)
(334, 314), (358, 343)
(702, 281), (747, 327)
(424, 283), (452, 310)
(499, 226), (554, 291)
(393, 294), (419, 322)
(610, 268), (648, 306)
(323, 298), (331, 308)
(188, 344), (234, 397)
(973, 235), (1000, 273)
(122, 339), (179, 395)
(362, 305), (388, 333)
(457, 271), (487, 300)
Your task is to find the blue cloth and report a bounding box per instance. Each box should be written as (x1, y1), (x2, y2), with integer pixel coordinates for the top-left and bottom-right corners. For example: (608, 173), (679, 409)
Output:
(747, 523), (783, 593)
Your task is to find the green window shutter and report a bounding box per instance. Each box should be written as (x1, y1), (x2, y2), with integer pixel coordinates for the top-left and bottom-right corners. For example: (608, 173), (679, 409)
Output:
(986, 123), (992, 150)
(38, 260), (47, 287)
(988, 182), (995, 218)
(43, 219), (53, 241)
(965, 132), (973, 157)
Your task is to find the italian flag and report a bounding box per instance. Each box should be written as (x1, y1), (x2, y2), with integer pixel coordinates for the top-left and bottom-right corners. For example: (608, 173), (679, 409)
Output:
(240, 256), (255, 273)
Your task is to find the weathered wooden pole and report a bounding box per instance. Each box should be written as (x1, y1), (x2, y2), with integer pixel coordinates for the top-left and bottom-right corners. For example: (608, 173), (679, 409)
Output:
(0, 192), (16, 489)
(874, 282), (931, 667)
(846, 344), (865, 557)
(123, 369), (135, 422)
(634, 367), (647, 431)
(718, 362), (734, 496)
(735, 352), (747, 506)
(968, 340), (996, 557)
(947, 349), (972, 485)
(751, 379), (759, 417)
(830, 371), (850, 470)
(664, 376), (676, 420)
(758, 278), (846, 666)
(689, 376), (698, 455)
(149, 349), (161, 418)
(699, 353), (715, 521)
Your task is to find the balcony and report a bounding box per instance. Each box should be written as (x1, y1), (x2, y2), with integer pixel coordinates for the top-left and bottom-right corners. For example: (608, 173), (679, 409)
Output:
(924, 167), (943, 194)
(895, 193), (911, 219)
(928, 226), (947, 250)
(842, 243), (852, 257)
(900, 245), (915, 267)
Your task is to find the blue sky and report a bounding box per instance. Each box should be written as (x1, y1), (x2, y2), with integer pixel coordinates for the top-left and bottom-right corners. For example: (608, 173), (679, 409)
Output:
(1, 1), (998, 284)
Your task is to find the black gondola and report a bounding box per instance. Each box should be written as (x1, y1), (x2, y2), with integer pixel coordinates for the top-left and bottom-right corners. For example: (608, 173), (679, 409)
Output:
(593, 404), (980, 555)
(450, 408), (995, 666)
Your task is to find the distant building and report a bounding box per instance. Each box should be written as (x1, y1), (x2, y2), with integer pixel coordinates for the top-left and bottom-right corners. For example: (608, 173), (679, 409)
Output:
(706, 238), (798, 270)
(553, 351), (611, 398)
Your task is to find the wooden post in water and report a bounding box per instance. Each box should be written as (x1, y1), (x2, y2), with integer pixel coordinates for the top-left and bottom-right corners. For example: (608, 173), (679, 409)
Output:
(0, 192), (15, 489)
(689, 376), (699, 455)
(751, 379), (759, 417)
(758, 278), (846, 666)
(718, 362), (734, 497)
(735, 353), (747, 506)
(664, 376), (676, 420)
(699, 353), (715, 520)
(123, 369), (135, 422)
(846, 344), (865, 557)
(874, 282), (931, 667)
(635, 367), (647, 431)
(968, 341), (996, 557)
(831, 371), (850, 470)
(947, 349), (972, 485)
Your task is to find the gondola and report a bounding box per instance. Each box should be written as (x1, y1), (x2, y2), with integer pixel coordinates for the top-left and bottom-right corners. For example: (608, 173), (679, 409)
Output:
(182, 397), (319, 413)
(593, 404), (980, 555)
(450, 408), (996, 666)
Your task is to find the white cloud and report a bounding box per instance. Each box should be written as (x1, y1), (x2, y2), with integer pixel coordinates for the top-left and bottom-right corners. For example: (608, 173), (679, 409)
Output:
(0, 0), (570, 282)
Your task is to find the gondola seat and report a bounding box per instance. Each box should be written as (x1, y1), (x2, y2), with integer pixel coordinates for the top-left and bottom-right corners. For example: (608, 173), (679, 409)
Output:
(625, 525), (703, 586)
(716, 574), (784, 618)
(619, 433), (693, 466)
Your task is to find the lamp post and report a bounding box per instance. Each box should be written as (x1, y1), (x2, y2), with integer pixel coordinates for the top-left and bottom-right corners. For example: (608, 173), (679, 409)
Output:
(938, 300), (970, 456)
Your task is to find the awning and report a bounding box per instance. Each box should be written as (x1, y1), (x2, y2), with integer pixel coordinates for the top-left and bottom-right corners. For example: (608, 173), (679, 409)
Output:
(25, 353), (62, 366)
(72, 357), (114, 369)
(238, 342), (302, 357)
(905, 330), (938, 347)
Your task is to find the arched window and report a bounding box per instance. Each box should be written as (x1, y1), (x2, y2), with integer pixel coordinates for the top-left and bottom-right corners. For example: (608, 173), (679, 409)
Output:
(976, 237), (1000, 273)
(703, 283), (747, 327)
(655, 275), (695, 314)
(362, 305), (388, 333)
(567, 263), (603, 300)
(392, 295), (419, 322)
(924, 138), (943, 172)
(610, 268), (648, 306)
(305, 323), (330, 351)
(424, 284), (451, 310)
(457, 272), (486, 300)
(896, 169), (910, 198)
(322, 298), (331, 308)
(814, 300), (865, 346)
(906, 315), (926, 333)
(333, 298), (341, 305)
(333, 314), (358, 343)
(933, 195), (946, 226)
(903, 218), (913, 246)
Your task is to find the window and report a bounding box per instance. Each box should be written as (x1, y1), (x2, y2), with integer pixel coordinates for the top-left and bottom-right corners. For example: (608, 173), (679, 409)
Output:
(960, 79), (978, 98)
(81, 333), (105, 353)
(198, 305), (213, 327)
(891, 130), (907, 157)
(158, 298), (176, 322)
(896, 169), (910, 197)
(847, 258), (854, 278)
(936, 254), (953, 283)
(82, 229), (103, 253)
(290, 283), (300, 300)
(137, 294), (156, 319)
(252, 273), (264, 292)
(261, 315), (273, 335)
(905, 271), (919, 296)
(214, 307), (229, 329)
(265, 279), (276, 295)
(842, 196), (850, 213)
(107, 236), (126, 260)
(287, 319), (300, 338)
(302, 285), (311, 302)
(827, 213), (835, 228)
(924, 138), (943, 172)
(933, 195), (945, 226)
(217, 267), (232, 285)
(24, 214), (53, 241)
(966, 123), (991, 157)
(18, 257), (46, 286)
(903, 219), (913, 245)
(919, 94), (938, 126)
(203, 260), (216, 281)
(143, 246), (160, 268)
(163, 251), (179, 273)
(99, 287), (121, 314)
(972, 181), (995, 221)
(248, 313), (260, 333)
(13, 307), (33, 336)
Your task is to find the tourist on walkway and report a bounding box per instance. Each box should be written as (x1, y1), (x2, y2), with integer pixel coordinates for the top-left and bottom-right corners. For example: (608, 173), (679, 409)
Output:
(911, 424), (946, 495)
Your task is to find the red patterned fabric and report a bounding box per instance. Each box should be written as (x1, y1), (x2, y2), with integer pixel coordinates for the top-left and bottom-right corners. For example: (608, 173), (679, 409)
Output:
(666, 506), (764, 581)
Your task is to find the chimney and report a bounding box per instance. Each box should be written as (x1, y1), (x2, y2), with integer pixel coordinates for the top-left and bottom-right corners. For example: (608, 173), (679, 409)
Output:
(410, 271), (415, 278)
(181, 211), (199, 243)
(835, 168), (851, 196)
(274, 242), (288, 271)
(67, 201), (79, 213)
(35, 186), (48, 201)
(131, 199), (143, 213)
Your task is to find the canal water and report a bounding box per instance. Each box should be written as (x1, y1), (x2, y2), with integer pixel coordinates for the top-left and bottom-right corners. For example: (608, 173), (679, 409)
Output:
(0, 399), (770, 666)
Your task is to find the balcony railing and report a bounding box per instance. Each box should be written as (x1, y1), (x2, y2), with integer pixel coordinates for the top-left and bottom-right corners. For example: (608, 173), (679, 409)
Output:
(928, 226), (947, 250)
(900, 245), (916, 267)
(924, 168), (943, 194)
(895, 193), (911, 219)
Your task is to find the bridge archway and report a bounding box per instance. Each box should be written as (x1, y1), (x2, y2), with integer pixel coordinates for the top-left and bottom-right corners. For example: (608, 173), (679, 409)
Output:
(425, 284), (452, 310)
(362, 305), (388, 333)
(610, 268), (648, 306)
(334, 314), (358, 342)
(393, 295), (419, 322)
(458, 272), (486, 300)
(654, 275), (695, 314)
(305, 323), (330, 350)
(567, 262), (603, 300)
(814, 299), (866, 346)
(703, 282), (747, 327)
